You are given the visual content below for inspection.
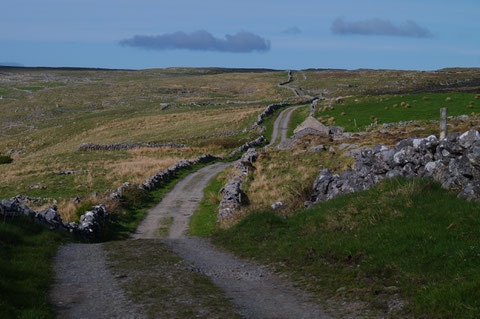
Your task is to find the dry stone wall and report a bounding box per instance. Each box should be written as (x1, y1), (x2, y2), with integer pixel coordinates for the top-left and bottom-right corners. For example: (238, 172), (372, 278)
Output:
(306, 129), (480, 207)
(78, 142), (186, 151)
(218, 148), (259, 220)
(0, 199), (107, 242)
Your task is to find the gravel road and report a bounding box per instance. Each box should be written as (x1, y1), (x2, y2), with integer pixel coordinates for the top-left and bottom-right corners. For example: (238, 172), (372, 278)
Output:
(50, 243), (146, 319)
(131, 162), (330, 318)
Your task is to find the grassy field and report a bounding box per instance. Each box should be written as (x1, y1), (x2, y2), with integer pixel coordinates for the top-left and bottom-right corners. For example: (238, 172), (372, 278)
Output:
(213, 178), (480, 318)
(292, 68), (480, 97)
(316, 92), (480, 131)
(0, 216), (70, 319)
(0, 67), (296, 221)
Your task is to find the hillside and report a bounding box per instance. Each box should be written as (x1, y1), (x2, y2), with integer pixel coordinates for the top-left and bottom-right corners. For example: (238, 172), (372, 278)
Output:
(2, 66), (480, 318)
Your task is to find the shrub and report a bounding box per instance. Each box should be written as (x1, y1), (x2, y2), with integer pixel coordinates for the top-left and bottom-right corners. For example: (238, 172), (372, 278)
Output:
(422, 96), (429, 101)
(341, 112), (346, 116)
(73, 201), (95, 223)
(467, 105), (473, 109)
(0, 155), (13, 164)
(120, 184), (151, 209)
(384, 106), (388, 110)
(475, 94), (480, 99)
(400, 101), (406, 107)
(405, 104), (411, 108)
(393, 104), (398, 108)
(446, 97), (452, 102)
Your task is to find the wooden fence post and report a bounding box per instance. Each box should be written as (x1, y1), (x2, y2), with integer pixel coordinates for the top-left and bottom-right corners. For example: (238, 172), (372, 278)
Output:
(440, 108), (448, 140)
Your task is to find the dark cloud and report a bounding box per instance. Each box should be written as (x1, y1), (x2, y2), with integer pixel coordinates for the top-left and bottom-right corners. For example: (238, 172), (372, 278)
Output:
(331, 17), (433, 38)
(282, 26), (302, 35)
(0, 62), (24, 66)
(119, 30), (270, 53)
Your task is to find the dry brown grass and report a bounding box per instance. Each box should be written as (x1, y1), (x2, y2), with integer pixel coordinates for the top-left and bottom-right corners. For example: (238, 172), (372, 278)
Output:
(242, 149), (352, 215)
(105, 156), (184, 184)
(55, 200), (79, 222)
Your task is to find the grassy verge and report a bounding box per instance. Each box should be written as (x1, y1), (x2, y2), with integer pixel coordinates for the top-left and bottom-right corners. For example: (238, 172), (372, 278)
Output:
(104, 161), (219, 241)
(104, 239), (241, 318)
(189, 170), (229, 236)
(0, 215), (70, 319)
(213, 177), (480, 318)
(317, 92), (480, 131)
(287, 105), (309, 138)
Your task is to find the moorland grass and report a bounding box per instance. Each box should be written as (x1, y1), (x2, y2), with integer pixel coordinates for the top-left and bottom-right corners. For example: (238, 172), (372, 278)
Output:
(317, 92), (480, 131)
(0, 215), (70, 319)
(213, 177), (480, 318)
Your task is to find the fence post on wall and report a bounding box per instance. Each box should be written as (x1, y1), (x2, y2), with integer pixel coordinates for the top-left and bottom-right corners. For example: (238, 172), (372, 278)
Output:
(440, 108), (448, 140)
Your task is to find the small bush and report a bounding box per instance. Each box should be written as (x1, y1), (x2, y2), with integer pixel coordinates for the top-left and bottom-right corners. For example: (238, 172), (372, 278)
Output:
(405, 104), (411, 108)
(0, 155), (13, 164)
(120, 184), (151, 209)
(384, 106), (388, 110)
(475, 94), (480, 99)
(400, 101), (406, 107)
(341, 112), (346, 116)
(446, 97), (452, 102)
(393, 104), (398, 108)
(422, 96), (429, 101)
(74, 201), (95, 223)
(467, 105), (473, 109)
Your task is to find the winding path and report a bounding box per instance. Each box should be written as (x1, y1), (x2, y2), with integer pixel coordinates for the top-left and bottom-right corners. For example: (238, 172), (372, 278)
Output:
(133, 166), (330, 319)
(267, 105), (303, 147)
(50, 71), (329, 319)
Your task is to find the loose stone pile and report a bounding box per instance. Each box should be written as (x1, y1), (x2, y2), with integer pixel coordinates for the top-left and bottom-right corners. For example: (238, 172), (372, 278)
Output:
(218, 148), (259, 220)
(306, 129), (480, 207)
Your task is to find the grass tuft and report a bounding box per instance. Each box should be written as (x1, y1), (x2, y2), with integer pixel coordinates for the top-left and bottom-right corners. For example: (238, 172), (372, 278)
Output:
(0, 215), (69, 319)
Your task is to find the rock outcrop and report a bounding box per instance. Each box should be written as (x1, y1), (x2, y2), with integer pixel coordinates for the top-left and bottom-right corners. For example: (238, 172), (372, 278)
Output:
(218, 148), (259, 220)
(306, 130), (480, 207)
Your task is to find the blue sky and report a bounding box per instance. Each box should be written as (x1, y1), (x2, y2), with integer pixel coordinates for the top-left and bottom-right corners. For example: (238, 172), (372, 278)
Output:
(1, 0), (479, 70)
